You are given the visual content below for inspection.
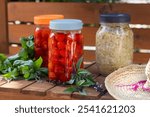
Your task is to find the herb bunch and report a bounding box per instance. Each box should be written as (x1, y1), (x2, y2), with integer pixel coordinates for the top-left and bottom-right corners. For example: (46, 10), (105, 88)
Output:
(0, 36), (48, 81)
(64, 57), (96, 95)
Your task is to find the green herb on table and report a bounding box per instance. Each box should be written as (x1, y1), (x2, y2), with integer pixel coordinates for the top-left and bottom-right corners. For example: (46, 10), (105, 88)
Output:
(0, 35), (48, 81)
(64, 57), (96, 95)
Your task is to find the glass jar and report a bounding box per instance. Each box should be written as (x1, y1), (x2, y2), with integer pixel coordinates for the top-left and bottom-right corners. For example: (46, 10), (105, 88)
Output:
(48, 19), (83, 82)
(34, 15), (64, 67)
(96, 13), (133, 76)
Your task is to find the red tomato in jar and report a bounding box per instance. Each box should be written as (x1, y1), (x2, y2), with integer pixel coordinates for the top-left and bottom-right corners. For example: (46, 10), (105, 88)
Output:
(54, 65), (65, 73)
(42, 28), (50, 39)
(59, 57), (66, 65)
(57, 42), (66, 49)
(48, 62), (54, 71)
(75, 33), (83, 44)
(55, 33), (66, 42)
(49, 72), (56, 80)
(59, 50), (66, 58)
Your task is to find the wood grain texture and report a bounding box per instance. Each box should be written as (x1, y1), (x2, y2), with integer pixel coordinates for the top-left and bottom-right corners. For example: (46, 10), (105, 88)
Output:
(8, 2), (102, 24)
(0, 0), (9, 53)
(47, 86), (73, 100)
(0, 80), (35, 93)
(72, 88), (101, 100)
(0, 79), (7, 86)
(22, 81), (55, 96)
(8, 3), (150, 24)
(133, 53), (150, 64)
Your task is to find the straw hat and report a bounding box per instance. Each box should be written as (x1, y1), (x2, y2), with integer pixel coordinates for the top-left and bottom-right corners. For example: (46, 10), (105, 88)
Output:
(105, 64), (150, 100)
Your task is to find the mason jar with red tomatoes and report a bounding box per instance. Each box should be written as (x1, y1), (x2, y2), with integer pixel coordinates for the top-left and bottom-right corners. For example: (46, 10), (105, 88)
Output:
(34, 15), (64, 67)
(48, 19), (83, 82)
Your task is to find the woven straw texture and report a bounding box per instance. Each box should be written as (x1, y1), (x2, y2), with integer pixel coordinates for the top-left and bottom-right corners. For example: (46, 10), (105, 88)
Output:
(105, 64), (150, 100)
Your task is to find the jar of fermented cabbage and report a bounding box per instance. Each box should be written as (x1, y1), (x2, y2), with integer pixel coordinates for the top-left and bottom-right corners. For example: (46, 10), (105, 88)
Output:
(96, 13), (133, 76)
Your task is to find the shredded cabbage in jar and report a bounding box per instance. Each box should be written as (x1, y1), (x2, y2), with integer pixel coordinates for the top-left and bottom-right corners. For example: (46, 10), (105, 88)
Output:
(96, 23), (133, 76)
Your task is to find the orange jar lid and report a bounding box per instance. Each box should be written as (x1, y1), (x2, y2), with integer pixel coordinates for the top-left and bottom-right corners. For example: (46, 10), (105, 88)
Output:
(34, 15), (64, 25)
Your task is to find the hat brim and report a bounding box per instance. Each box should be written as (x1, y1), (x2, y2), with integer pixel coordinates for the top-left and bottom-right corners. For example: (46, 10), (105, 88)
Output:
(105, 64), (150, 100)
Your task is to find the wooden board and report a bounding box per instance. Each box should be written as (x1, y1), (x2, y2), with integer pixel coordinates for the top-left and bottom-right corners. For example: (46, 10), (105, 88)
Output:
(22, 81), (55, 96)
(8, 2), (101, 24)
(0, 0), (9, 53)
(8, 3), (150, 24)
(0, 80), (35, 93)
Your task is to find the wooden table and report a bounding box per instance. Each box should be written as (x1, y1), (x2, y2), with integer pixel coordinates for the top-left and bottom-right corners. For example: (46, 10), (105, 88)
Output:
(0, 62), (114, 100)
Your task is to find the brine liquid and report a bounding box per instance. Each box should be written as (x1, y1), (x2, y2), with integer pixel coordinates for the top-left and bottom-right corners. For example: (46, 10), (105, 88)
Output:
(48, 32), (83, 82)
(34, 27), (50, 67)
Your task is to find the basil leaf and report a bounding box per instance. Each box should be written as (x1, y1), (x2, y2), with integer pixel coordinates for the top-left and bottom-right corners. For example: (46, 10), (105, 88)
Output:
(64, 87), (77, 94)
(76, 57), (83, 69)
(76, 80), (85, 86)
(34, 57), (43, 69)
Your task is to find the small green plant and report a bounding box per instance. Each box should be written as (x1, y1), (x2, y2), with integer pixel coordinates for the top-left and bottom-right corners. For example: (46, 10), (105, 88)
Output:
(0, 36), (48, 81)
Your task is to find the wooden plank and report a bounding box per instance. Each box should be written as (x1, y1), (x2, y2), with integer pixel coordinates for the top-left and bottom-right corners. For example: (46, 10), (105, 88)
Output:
(0, 0), (9, 53)
(8, 3), (150, 24)
(133, 53), (150, 64)
(22, 81), (55, 96)
(8, 2), (101, 24)
(0, 79), (7, 86)
(0, 80), (35, 93)
(8, 24), (97, 46)
(8, 25), (35, 44)
(72, 88), (101, 100)
(47, 86), (72, 100)
(110, 4), (150, 24)
(133, 29), (150, 49)
(0, 92), (48, 100)
(9, 45), (21, 55)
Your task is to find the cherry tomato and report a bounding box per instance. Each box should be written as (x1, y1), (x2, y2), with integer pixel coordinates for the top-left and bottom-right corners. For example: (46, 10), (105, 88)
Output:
(55, 33), (66, 42)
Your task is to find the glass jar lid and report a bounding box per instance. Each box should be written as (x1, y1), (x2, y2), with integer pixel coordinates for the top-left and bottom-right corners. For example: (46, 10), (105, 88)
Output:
(100, 13), (131, 23)
(34, 15), (64, 25)
(49, 19), (83, 30)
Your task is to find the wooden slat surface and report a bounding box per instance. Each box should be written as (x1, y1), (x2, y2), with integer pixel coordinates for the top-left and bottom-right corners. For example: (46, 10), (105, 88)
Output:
(8, 2), (101, 24)
(0, 80), (35, 93)
(133, 53), (150, 64)
(22, 81), (55, 96)
(0, 0), (9, 53)
(8, 3), (150, 24)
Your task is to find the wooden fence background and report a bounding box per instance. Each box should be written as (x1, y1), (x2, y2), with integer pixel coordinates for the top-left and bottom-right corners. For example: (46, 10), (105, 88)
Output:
(1, 2), (150, 63)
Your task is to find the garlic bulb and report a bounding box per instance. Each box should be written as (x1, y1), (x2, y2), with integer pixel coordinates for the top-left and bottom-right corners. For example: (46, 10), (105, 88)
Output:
(144, 59), (150, 88)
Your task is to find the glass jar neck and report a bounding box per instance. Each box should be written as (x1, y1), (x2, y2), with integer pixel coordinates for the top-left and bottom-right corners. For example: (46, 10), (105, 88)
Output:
(100, 23), (129, 28)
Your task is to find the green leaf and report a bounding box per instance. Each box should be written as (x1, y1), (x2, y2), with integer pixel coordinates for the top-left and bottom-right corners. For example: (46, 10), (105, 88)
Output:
(79, 89), (87, 96)
(34, 57), (43, 69)
(0, 54), (7, 62)
(76, 80), (85, 86)
(38, 67), (48, 75)
(20, 37), (27, 49)
(66, 78), (75, 85)
(26, 40), (34, 48)
(64, 87), (77, 94)
(76, 57), (83, 69)
(78, 69), (91, 75)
